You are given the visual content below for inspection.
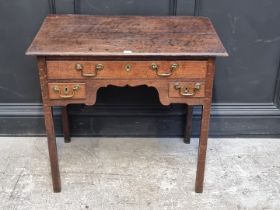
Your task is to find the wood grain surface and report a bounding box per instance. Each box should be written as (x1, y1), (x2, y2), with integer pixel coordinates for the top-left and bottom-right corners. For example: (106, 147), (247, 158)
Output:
(26, 15), (228, 57)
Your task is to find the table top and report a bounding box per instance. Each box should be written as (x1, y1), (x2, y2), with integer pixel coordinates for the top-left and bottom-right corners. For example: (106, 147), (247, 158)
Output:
(26, 15), (228, 57)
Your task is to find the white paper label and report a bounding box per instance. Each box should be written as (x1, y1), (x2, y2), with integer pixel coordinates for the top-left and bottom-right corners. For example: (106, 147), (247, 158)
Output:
(123, 50), (133, 54)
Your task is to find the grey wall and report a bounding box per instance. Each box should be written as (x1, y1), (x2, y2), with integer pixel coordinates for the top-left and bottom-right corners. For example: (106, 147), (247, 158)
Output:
(0, 0), (280, 137)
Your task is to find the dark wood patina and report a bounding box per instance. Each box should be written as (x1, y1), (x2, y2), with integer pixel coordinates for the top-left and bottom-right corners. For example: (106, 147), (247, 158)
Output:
(26, 14), (227, 193)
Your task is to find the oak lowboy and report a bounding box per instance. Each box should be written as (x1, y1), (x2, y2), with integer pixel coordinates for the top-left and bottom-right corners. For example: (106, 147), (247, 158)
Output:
(26, 14), (227, 193)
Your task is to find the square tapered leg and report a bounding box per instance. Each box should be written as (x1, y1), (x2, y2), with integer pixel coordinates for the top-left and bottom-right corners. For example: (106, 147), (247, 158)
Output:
(184, 105), (193, 144)
(61, 106), (71, 143)
(195, 102), (211, 193)
(43, 105), (61, 192)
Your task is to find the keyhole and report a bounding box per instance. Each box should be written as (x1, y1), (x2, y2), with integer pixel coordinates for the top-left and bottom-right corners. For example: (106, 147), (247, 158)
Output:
(125, 64), (132, 72)
(183, 87), (189, 93)
(64, 87), (69, 94)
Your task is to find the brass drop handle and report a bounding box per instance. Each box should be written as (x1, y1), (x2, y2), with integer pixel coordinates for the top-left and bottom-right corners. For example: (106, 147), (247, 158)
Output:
(53, 85), (80, 99)
(151, 63), (178, 77)
(174, 83), (201, 96)
(75, 63), (104, 77)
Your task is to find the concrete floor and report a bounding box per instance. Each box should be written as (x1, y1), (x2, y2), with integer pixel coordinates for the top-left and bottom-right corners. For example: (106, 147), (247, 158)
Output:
(0, 137), (280, 210)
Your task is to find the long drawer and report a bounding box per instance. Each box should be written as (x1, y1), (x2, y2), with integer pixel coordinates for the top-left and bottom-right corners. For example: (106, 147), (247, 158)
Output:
(46, 60), (207, 80)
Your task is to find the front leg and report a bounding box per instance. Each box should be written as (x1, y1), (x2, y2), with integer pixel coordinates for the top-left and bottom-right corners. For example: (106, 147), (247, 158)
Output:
(43, 105), (61, 192)
(195, 102), (211, 193)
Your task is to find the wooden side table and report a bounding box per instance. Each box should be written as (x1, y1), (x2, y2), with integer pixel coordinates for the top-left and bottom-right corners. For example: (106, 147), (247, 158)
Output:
(26, 15), (228, 193)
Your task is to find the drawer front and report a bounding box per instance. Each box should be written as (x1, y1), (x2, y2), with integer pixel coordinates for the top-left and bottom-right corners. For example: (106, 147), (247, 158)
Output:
(48, 83), (86, 100)
(47, 61), (207, 79)
(169, 82), (205, 98)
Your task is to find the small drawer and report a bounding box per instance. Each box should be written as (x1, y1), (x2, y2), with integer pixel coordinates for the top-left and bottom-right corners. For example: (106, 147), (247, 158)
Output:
(48, 83), (86, 100)
(46, 60), (207, 79)
(169, 82), (205, 98)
